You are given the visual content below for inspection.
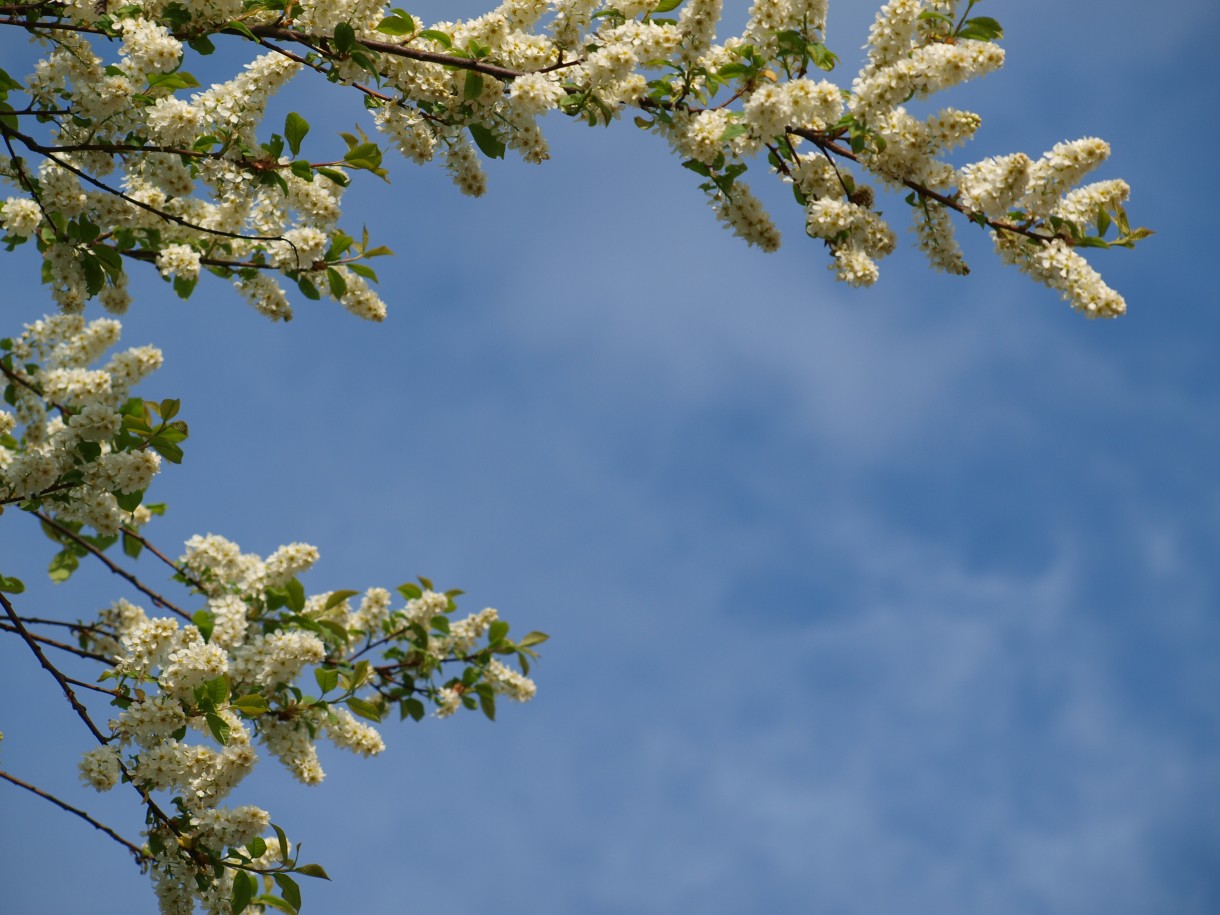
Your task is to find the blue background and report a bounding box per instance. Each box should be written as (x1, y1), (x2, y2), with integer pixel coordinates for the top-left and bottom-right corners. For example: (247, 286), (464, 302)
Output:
(2, 2), (1218, 912)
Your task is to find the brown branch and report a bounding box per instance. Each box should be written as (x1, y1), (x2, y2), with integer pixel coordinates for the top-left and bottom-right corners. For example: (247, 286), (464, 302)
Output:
(0, 590), (110, 745)
(245, 25), (556, 82)
(789, 128), (1056, 244)
(119, 528), (206, 592)
(0, 621), (113, 663)
(8, 614), (107, 634)
(33, 511), (193, 622)
(0, 593), (182, 841)
(63, 673), (121, 696)
(1, 123), (290, 245)
(0, 357), (69, 414)
(0, 768), (147, 865)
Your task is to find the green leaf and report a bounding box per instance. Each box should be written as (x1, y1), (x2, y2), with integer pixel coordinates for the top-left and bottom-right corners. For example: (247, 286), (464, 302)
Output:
(376, 14), (416, 35)
(396, 582), (422, 601)
(252, 895), (296, 915)
(284, 113), (309, 157)
(247, 836), (267, 858)
(0, 574), (25, 594)
(314, 667), (340, 694)
(479, 690), (496, 721)
(467, 123), (505, 160)
(719, 123), (748, 142)
(121, 531), (144, 559)
(342, 142), (384, 170)
(188, 34), (216, 55)
(488, 620), (509, 644)
(192, 609), (215, 643)
(334, 21), (356, 54)
(464, 70), (484, 101)
(272, 824), (291, 864)
(297, 275), (321, 300)
(326, 266), (347, 298)
(145, 71), (201, 91)
(285, 578), (306, 613)
(295, 863), (331, 880)
(223, 20), (258, 41)
(654, 0), (684, 11)
(231, 693), (269, 716)
(956, 16), (1004, 41)
(324, 590), (359, 611)
(114, 489), (144, 512)
(808, 42), (838, 71)
(149, 437), (184, 464)
(231, 869), (256, 914)
(273, 873), (301, 912)
(345, 697), (383, 722)
(154, 398), (180, 421)
(341, 262), (375, 281)
(205, 711), (232, 745)
(316, 167), (350, 186)
(48, 549), (80, 584)
(1096, 209), (1112, 238)
(203, 676), (230, 705)
(517, 631), (550, 649)
(417, 29), (452, 48)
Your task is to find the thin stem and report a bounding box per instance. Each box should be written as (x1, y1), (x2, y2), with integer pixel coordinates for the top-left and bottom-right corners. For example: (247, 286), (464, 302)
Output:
(0, 768), (147, 865)
(0, 622), (113, 663)
(1, 123), (290, 246)
(790, 129), (1056, 245)
(8, 614), (109, 636)
(119, 527), (206, 593)
(64, 674), (122, 696)
(0, 590), (110, 745)
(0, 481), (78, 506)
(33, 511), (193, 622)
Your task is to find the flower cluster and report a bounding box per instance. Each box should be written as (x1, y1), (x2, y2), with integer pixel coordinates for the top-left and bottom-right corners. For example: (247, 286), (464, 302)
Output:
(0, 0), (1141, 320)
(71, 533), (543, 913)
(0, 315), (169, 536)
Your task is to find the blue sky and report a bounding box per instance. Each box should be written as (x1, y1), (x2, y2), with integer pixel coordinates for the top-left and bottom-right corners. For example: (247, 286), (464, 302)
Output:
(2, 2), (1219, 912)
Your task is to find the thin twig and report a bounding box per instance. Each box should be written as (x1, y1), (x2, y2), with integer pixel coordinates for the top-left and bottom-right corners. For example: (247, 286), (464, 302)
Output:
(33, 511), (193, 622)
(0, 590), (110, 745)
(119, 528), (206, 592)
(789, 129), (1056, 244)
(9, 614), (107, 634)
(0, 622), (113, 663)
(64, 674), (121, 696)
(0, 768), (147, 865)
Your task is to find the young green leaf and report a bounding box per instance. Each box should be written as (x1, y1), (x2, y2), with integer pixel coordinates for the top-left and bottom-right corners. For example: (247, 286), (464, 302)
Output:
(345, 697), (383, 722)
(284, 113), (310, 157)
(334, 22), (356, 54)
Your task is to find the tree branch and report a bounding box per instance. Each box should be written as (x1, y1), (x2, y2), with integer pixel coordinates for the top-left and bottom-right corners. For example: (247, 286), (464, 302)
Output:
(32, 511), (193, 623)
(0, 590), (111, 745)
(0, 768), (147, 865)
(789, 128), (1057, 245)
(0, 621), (113, 663)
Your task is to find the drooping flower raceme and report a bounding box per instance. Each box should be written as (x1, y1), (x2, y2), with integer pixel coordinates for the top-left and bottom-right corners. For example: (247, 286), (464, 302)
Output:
(0, 0), (1143, 325)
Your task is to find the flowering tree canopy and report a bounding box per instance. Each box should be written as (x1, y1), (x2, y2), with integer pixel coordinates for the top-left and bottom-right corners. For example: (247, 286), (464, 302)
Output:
(0, 0), (1146, 913)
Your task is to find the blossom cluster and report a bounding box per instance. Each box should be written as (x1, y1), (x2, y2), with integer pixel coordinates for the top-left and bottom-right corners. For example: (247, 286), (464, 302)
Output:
(0, 314), (167, 536)
(69, 527), (540, 913)
(0, 0), (1141, 323)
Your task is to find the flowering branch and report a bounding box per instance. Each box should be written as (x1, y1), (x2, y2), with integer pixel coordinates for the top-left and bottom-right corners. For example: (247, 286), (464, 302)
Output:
(33, 511), (193, 622)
